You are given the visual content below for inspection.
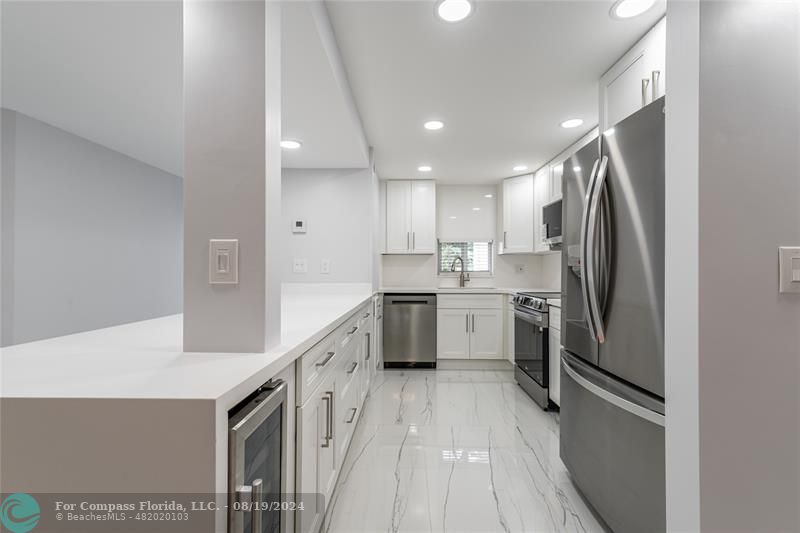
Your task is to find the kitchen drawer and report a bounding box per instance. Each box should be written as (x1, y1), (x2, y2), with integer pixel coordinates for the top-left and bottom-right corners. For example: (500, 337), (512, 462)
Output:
(438, 294), (503, 310)
(549, 306), (561, 332)
(357, 306), (373, 329)
(337, 313), (362, 352)
(335, 342), (361, 462)
(298, 335), (338, 405)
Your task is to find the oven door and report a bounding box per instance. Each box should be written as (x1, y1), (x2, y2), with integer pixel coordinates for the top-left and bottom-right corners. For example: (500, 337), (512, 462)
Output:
(514, 308), (549, 388)
(229, 381), (288, 533)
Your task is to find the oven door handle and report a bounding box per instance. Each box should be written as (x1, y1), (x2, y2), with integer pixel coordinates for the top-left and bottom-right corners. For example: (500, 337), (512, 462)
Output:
(514, 309), (545, 328)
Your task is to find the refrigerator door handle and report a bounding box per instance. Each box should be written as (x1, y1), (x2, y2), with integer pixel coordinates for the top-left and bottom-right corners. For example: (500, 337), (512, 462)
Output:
(562, 355), (665, 427)
(586, 155), (609, 343)
(579, 158), (601, 341)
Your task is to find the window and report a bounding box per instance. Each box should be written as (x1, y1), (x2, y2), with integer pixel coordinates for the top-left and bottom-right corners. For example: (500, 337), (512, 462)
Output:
(438, 241), (493, 274)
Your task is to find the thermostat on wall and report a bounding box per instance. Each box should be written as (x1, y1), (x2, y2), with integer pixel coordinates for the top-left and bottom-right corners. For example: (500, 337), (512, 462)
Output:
(292, 219), (307, 233)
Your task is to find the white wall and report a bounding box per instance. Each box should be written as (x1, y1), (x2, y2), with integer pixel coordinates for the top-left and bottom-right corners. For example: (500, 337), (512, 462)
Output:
(282, 168), (373, 283)
(0, 109), (182, 346)
(380, 184), (559, 290)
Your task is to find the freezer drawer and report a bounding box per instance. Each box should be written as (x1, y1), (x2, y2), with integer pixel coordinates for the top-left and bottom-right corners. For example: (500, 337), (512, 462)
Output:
(560, 351), (665, 533)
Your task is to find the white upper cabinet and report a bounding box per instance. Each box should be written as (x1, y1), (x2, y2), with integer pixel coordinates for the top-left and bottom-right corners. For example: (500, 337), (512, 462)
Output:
(385, 180), (412, 253)
(410, 181), (436, 253)
(600, 17), (666, 132)
(384, 180), (436, 254)
(501, 174), (534, 254)
(533, 168), (551, 254)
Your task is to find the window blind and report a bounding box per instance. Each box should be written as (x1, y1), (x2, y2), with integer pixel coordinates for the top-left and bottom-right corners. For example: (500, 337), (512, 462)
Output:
(438, 241), (493, 274)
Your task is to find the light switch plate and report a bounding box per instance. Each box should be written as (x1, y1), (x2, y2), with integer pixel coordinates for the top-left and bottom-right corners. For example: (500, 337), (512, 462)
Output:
(209, 239), (238, 284)
(778, 246), (800, 293)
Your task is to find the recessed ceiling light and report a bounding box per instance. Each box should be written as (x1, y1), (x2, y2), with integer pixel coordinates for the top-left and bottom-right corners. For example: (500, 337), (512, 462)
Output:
(424, 120), (444, 131)
(280, 139), (302, 149)
(418, 165), (432, 172)
(450, 216), (457, 219)
(573, 166), (581, 172)
(513, 165), (528, 172)
(436, 0), (473, 22)
(472, 207), (481, 211)
(484, 194), (493, 198)
(560, 119), (583, 129)
(610, 0), (656, 19)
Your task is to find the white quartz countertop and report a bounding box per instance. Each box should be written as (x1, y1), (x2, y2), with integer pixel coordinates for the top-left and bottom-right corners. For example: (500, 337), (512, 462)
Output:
(547, 298), (562, 308)
(379, 287), (560, 295)
(0, 284), (374, 402)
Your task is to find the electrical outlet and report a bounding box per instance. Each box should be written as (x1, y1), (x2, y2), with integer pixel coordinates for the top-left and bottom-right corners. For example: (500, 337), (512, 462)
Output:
(293, 258), (307, 274)
(320, 259), (331, 274)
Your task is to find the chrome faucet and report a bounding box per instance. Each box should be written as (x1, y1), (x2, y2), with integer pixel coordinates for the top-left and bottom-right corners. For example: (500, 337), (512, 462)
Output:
(450, 256), (471, 288)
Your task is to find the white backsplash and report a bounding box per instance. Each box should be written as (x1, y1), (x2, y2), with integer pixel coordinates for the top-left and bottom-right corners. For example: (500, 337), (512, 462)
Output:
(381, 251), (560, 290)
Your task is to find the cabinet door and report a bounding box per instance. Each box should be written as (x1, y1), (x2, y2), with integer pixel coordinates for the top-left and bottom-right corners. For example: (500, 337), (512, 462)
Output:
(297, 400), (321, 533)
(469, 309), (504, 359)
(505, 308), (515, 362)
(436, 309), (470, 359)
(297, 386), (335, 533)
(549, 162), (563, 202)
(533, 168), (551, 253)
(604, 52), (652, 130)
(600, 18), (665, 130)
(318, 378), (338, 501)
(385, 181), (411, 253)
(548, 328), (561, 406)
(410, 180), (436, 253)
(502, 175), (534, 253)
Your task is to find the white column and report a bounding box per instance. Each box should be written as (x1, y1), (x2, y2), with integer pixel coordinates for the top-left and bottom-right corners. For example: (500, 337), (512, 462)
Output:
(183, 0), (281, 352)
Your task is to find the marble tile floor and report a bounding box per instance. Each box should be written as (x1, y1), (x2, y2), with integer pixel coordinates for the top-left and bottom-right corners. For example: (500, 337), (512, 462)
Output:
(323, 368), (606, 533)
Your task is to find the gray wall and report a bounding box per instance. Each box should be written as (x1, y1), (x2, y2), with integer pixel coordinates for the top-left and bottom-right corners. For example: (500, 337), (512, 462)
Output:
(697, 2), (800, 531)
(281, 168), (373, 283)
(0, 109), (182, 346)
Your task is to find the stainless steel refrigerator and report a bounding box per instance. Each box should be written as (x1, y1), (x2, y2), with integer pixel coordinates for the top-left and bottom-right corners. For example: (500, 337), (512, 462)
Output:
(560, 96), (665, 533)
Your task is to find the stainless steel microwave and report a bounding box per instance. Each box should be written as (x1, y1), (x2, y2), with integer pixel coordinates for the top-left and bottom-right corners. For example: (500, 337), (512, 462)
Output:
(541, 198), (562, 250)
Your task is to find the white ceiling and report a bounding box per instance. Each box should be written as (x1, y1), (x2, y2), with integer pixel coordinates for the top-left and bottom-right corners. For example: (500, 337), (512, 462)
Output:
(282, 2), (370, 169)
(327, 0), (665, 184)
(1, 1), (369, 176)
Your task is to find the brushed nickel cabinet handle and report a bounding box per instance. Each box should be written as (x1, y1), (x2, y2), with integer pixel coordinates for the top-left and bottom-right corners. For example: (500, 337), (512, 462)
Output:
(316, 351), (335, 367)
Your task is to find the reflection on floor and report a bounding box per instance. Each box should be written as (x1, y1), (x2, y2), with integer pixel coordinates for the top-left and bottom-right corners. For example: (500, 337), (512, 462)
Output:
(324, 368), (604, 533)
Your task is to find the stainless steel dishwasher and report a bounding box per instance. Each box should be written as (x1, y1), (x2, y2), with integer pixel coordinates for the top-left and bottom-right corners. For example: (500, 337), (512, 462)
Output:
(383, 294), (437, 368)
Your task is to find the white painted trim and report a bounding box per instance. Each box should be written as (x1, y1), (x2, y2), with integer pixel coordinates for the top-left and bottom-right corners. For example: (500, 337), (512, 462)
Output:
(664, 1), (701, 531)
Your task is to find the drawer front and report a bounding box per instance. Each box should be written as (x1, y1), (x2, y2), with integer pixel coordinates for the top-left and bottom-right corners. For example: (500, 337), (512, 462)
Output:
(298, 336), (337, 405)
(337, 314), (361, 352)
(549, 306), (562, 332)
(438, 294), (503, 309)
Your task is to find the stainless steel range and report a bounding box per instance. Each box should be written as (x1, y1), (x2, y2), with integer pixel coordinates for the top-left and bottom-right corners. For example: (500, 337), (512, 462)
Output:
(512, 292), (556, 409)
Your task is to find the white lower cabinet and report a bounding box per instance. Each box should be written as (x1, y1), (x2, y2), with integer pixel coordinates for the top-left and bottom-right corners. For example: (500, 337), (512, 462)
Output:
(436, 307), (503, 360)
(548, 306), (562, 407)
(297, 372), (336, 533)
(469, 309), (504, 359)
(436, 308), (471, 359)
(296, 301), (372, 533)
